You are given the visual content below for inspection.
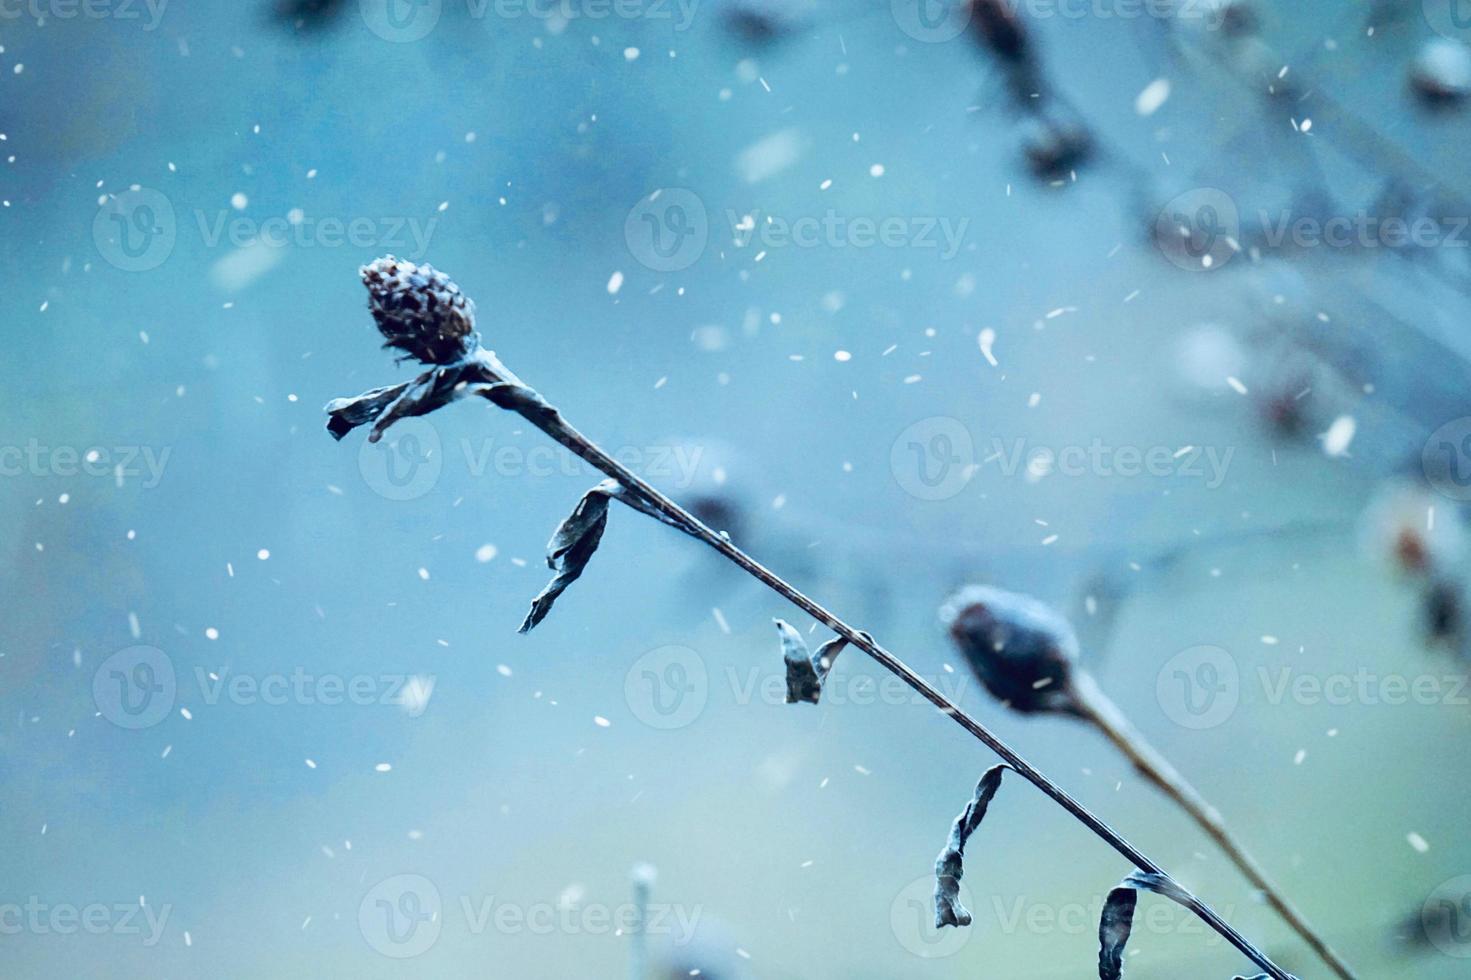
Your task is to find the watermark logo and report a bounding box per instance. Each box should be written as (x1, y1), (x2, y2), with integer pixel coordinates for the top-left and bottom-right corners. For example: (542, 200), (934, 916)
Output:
(93, 188), (176, 272)
(890, 875), (971, 958)
(360, 0), (441, 40)
(1155, 645), (1239, 730)
(360, 874), (443, 958)
(891, 417), (975, 501)
(356, 420), (707, 500)
(362, 0), (698, 40)
(891, 0), (972, 43)
(1423, 417), (1471, 501)
(0, 0), (169, 30)
(984, 891), (1232, 942)
(1258, 667), (1469, 708)
(95, 188), (437, 272)
(195, 668), (436, 713)
(892, 0), (1221, 43)
(626, 188), (708, 272)
(1424, 0), (1471, 42)
(0, 899), (171, 945)
(194, 209), (437, 255)
(0, 441), (171, 487)
(726, 209), (970, 260)
(890, 422), (1233, 500)
(1423, 875), (1471, 958)
(1155, 187), (1239, 272)
(988, 438), (1233, 488)
(624, 645), (708, 730)
(93, 646), (176, 730)
(359, 418), (444, 501)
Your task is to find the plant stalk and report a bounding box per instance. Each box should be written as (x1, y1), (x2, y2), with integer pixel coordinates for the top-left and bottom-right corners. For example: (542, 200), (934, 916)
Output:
(1069, 670), (1355, 979)
(333, 342), (1298, 979)
(448, 346), (1294, 979)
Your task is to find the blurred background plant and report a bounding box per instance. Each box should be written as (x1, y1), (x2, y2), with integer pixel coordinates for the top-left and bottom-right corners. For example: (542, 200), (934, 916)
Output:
(4, 0), (1471, 976)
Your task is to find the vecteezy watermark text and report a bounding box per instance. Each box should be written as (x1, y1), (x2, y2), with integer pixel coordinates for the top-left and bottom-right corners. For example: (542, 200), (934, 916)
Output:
(359, 420), (706, 501)
(358, 874), (703, 959)
(93, 186), (440, 273)
(891, 0), (1225, 44)
(890, 417), (1234, 501)
(1156, 645), (1471, 730)
(726, 209), (971, 261)
(0, 0), (168, 29)
(0, 441), (170, 488)
(360, 0), (700, 43)
(0, 899), (171, 946)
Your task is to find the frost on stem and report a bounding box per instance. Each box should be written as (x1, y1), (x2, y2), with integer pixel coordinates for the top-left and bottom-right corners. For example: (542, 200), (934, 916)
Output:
(933, 764), (1013, 928)
(940, 585), (1083, 716)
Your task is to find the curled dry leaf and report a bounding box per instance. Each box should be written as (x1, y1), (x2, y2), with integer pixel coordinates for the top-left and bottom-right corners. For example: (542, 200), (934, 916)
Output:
(1098, 872), (1288, 980)
(520, 479), (700, 633)
(520, 481), (621, 633)
(772, 620), (857, 704)
(934, 764), (1013, 928)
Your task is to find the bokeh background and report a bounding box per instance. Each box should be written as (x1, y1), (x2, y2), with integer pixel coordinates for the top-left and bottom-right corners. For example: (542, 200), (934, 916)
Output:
(3, 0), (1471, 976)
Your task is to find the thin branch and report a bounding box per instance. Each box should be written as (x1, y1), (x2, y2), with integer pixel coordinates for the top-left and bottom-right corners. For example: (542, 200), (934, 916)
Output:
(1069, 671), (1355, 979)
(328, 337), (1297, 980)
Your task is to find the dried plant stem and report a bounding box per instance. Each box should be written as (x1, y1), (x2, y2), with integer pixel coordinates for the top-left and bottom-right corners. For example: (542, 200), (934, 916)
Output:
(360, 345), (1294, 979)
(1068, 671), (1355, 980)
(629, 867), (653, 980)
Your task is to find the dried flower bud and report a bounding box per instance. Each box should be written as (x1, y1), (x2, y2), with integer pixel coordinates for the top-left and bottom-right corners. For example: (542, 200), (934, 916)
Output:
(361, 255), (477, 365)
(1410, 39), (1471, 105)
(1019, 110), (1092, 180)
(1358, 479), (1464, 579)
(941, 585), (1081, 715)
(1423, 578), (1464, 649)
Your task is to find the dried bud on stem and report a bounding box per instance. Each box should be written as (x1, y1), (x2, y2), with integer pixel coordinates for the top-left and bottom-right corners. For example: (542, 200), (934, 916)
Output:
(325, 256), (1302, 980)
(361, 256), (478, 366)
(940, 585), (1083, 716)
(1410, 39), (1471, 106)
(942, 585), (1357, 979)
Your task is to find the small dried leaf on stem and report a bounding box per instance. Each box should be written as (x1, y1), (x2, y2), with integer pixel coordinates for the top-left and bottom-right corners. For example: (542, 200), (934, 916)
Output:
(772, 620), (855, 704)
(934, 764), (1014, 928)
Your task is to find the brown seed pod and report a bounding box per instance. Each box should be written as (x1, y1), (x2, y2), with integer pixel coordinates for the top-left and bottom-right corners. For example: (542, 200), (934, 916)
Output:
(941, 585), (1082, 716)
(1410, 39), (1471, 106)
(360, 255), (477, 365)
(1020, 110), (1092, 180)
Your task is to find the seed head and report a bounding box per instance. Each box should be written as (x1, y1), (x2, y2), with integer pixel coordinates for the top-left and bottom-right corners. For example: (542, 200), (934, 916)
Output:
(1020, 110), (1092, 180)
(941, 585), (1081, 716)
(1410, 38), (1471, 106)
(361, 255), (477, 365)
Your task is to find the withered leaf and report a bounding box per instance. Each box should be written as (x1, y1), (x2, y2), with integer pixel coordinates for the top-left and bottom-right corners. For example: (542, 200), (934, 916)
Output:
(934, 764), (1013, 928)
(519, 480), (621, 633)
(1098, 871), (1272, 979)
(773, 621), (854, 704)
(325, 382), (415, 440)
(1098, 879), (1139, 979)
(775, 620), (821, 704)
